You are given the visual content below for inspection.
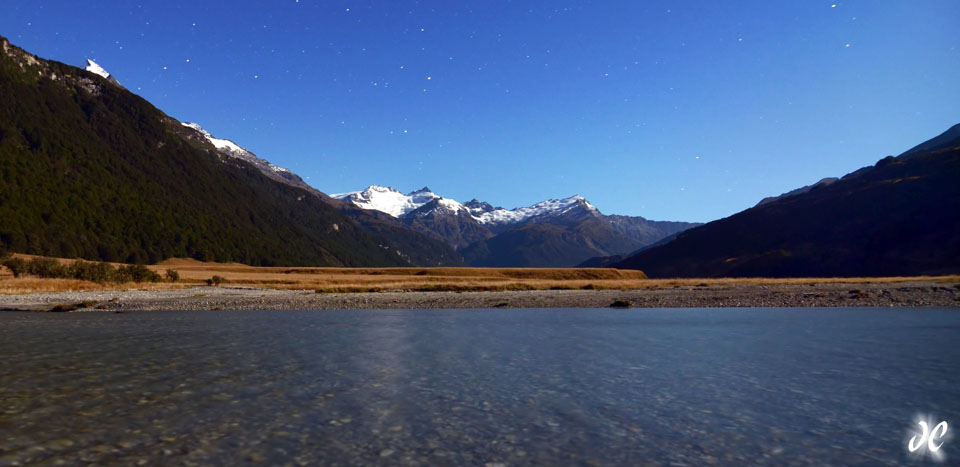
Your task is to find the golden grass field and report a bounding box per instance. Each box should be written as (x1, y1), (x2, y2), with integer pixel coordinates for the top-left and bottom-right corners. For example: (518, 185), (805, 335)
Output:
(1, 254), (958, 294)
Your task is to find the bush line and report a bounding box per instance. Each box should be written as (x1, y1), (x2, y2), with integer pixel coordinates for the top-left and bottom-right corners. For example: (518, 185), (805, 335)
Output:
(1, 257), (168, 284)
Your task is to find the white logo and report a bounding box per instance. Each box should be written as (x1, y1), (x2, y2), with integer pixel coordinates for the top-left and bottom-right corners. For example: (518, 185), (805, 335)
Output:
(907, 415), (950, 462)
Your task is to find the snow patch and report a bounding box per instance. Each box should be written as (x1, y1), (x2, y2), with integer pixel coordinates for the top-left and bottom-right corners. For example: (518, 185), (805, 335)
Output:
(436, 198), (466, 214)
(181, 122), (246, 154)
(180, 122), (294, 175)
(85, 59), (110, 79)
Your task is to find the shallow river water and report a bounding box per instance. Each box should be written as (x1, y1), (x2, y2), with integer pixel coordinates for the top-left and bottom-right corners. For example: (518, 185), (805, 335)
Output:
(1, 308), (958, 465)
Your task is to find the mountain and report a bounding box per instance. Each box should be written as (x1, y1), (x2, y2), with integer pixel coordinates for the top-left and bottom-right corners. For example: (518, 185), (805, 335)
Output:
(576, 231), (684, 268)
(613, 125), (960, 277)
(331, 187), (609, 232)
(330, 185), (492, 250)
(320, 195), (465, 266)
(331, 185), (442, 218)
(465, 194), (600, 232)
(461, 217), (639, 267)
(460, 198), (697, 267)
(177, 126), (464, 266)
(0, 35), (453, 266)
(402, 198), (493, 249)
(333, 186), (699, 266)
(174, 128), (463, 266)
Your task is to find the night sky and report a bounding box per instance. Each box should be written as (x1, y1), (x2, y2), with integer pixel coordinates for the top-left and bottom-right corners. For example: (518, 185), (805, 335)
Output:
(1, 1), (958, 222)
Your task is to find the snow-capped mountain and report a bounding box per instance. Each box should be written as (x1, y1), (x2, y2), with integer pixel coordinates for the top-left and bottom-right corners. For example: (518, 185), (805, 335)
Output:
(84, 59), (121, 86)
(468, 195), (600, 227)
(331, 185), (599, 226)
(330, 186), (446, 217)
(403, 198), (493, 249)
(179, 122), (315, 193)
(330, 185), (699, 265)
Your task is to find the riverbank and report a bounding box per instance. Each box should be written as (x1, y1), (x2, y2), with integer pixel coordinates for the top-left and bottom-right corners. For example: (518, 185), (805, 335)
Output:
(2, 279), (958, 311)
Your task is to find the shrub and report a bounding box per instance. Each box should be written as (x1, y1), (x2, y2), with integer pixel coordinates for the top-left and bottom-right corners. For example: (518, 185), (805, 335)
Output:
(206, 275), (225, 286)
(27, 258), (66, 278)
(116, 264), (161, 283)
(115, 265), (132, 283)
(165, 269), (180, 282)
(2, 257), (29, 278)
(93, 262), (118, 283)
(66, 260), (117, 284)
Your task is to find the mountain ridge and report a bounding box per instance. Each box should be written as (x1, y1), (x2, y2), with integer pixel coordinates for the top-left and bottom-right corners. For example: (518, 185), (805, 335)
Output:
(612, 124), (960, 277)
(333, 184), (700, 266)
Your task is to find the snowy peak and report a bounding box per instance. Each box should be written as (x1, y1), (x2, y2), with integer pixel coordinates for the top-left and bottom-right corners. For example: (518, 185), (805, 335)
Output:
(408, 197), (470, 218)
(367, 184), (401, 194)
(464, 199), (496, 216)
(332, 186), (601, 225)
(330, 185), (441, 218)
(85, 59), (109, 78)
(405, 187), (442, 206)
(84, 59), (120, 86)
(474, 194), (600, 226)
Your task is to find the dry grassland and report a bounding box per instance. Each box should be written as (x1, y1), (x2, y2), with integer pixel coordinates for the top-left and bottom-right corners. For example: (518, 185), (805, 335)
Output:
(1, 255), (957, 294)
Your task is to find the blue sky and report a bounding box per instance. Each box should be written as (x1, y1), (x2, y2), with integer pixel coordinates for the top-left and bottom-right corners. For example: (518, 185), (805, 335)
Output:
(2, 1), (957, 222)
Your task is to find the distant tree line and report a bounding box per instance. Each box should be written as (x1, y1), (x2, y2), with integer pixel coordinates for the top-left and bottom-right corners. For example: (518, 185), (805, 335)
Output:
(1, 255), (170, 284)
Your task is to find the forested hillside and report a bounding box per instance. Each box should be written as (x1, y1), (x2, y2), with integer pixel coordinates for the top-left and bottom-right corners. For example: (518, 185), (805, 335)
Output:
(0, 35), (411, 266)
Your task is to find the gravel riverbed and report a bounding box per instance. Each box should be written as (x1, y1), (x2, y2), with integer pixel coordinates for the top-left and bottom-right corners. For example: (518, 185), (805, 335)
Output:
(2, 280), (959, 311)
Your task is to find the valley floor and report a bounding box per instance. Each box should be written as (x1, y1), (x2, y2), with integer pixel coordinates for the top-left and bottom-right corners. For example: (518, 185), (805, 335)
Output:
(1, 279), (958, 311)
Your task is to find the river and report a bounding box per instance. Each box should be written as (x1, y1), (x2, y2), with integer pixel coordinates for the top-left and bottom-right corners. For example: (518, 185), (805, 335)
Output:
(1, 308), (958, 465)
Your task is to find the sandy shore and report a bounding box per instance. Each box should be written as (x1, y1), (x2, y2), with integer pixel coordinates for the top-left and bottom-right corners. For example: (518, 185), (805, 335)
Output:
(2, 280), (959, 311)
